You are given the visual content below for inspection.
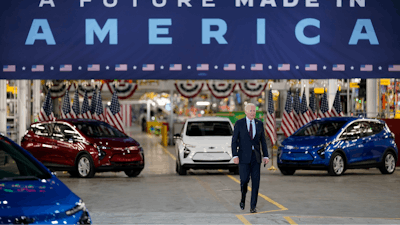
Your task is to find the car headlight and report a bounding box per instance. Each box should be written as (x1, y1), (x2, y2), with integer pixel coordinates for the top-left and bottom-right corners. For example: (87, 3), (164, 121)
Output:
(183, 143), (196, 148)
(66, 200), (86, 216)
(313, 143), (329, 159)
(183, 147), (190, 158)
(94, 144), (109, 160)
(128, 146), (139, 151)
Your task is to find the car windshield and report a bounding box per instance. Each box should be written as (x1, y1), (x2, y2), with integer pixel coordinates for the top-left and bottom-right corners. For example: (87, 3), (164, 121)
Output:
(293, 121), (347, 137)
(73, 122), (128, 138)
(186, 121), (233, 136)
(0, 137), (51, 180)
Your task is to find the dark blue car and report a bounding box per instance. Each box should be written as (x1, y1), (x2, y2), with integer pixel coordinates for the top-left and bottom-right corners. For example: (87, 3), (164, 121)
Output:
(278, 117), (398, 176)
(0, 134), (91, 224)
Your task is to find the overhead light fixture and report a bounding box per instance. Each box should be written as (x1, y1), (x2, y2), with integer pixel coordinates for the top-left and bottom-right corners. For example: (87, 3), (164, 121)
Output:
(196, 101), (210, 106)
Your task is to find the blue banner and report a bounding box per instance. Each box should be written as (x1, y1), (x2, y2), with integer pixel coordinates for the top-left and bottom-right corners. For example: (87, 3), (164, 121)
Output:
(1, 0), (400, 79)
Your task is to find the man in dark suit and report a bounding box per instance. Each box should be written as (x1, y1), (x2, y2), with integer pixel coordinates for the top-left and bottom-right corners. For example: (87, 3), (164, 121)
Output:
(231, 103), (269, 213)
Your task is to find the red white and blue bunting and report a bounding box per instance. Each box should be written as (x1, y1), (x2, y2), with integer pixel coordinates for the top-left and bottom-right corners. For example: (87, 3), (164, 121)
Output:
(174, 81), (204, 98)
(105, 80), (138, 100)
(74, 81), (104, 99)
(206, 80), (236, 99)
(238, 80), (268, 98)
(48, 80), (71, 99)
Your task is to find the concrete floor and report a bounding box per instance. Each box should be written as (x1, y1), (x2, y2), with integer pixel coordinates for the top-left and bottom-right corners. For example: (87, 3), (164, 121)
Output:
(57, 126), (400, 224)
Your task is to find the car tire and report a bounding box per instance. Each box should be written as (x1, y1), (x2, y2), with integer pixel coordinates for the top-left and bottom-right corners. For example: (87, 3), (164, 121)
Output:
(378, 151), (396, 174)
(76, 154), (95, 178)
(229, 167), (239, 175)
(124, 169), (142, 177)
(176, 160), (187, 175)
(328, 152), (345, 176)
(280, 168), (296, 175)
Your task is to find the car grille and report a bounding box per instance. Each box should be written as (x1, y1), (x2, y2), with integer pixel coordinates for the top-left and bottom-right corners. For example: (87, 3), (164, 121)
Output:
(192, 159), (231, 163)
(281, 160), (313, 164)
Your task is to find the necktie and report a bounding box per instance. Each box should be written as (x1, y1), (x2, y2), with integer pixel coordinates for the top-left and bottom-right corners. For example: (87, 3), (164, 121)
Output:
(249, 120), (253, 140)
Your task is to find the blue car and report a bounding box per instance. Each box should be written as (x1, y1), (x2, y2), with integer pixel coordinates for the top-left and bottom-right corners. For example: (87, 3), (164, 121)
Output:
(278, 117), (398, 176)
(0, 134), (91, 224)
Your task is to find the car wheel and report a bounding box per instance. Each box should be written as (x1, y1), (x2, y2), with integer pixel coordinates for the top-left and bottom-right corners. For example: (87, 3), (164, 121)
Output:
(76, 154), (95, 178)
(328, 152), (345, 176)
(379, 151), (396, 174)
(229, 167), (239, 175)
(280, 168), (296, 175)
(124, 169), (142, 177)
(176, 160), (187, 175)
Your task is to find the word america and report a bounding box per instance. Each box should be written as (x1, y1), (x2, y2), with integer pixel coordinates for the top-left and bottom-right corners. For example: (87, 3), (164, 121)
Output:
(26, 18), (379, 46)
(38, 0), (366, 8)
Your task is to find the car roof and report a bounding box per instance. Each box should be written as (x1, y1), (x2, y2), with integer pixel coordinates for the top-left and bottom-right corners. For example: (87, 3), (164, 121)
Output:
(313, 116), (384, 123)
(29, 118), (106, 126)
(186, 116), (231, 122)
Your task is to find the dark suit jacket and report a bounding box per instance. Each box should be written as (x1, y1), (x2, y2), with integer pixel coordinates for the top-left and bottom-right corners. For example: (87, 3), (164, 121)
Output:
(231, 118), (269, 164)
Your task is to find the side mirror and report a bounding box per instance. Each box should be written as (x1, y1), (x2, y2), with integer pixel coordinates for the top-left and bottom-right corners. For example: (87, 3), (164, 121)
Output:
(173, 133), (181, 139)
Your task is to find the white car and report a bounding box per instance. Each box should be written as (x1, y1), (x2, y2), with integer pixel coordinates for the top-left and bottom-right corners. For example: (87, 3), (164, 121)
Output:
(174, 117), (239, 175)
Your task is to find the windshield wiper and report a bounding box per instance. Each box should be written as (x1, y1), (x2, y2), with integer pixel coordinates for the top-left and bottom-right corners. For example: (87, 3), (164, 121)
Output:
(1, 176), (41, 181)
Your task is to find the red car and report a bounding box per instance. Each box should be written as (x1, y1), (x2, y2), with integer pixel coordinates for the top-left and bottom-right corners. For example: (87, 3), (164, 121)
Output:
(21, 119), (145, 178)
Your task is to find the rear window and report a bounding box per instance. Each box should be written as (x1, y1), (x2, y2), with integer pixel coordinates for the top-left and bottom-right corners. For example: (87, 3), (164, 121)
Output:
(186, 121), (233, 136)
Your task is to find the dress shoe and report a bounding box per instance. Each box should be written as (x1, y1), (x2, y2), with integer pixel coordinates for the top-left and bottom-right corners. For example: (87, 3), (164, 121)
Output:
(239, 201), (245, 210)
(250, 208), (257, 213)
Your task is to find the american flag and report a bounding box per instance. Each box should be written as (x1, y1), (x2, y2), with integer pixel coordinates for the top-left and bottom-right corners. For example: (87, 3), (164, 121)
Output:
(305, 64), (317, 71)
(88, 64), (100, 71)
(197, 64), (209, 71)
(115, 64), (128, 71)
(38, 90), (54, 121)
(265, 89), (277, 145)
(308, 92), (317, 121)
(72, 90), (80, 118)
(61, 90), (74, 119)
(93, 91), (104, 121)
(223, 64), (236, 71)
(281, 90), (295, 137)
(32, 65), (44, 72)
(318, 91), (330, 118)
(389, 65), (400, 72)
(278, 64), (290, 71)
(81, 91), (91, 119)
(170, 64), (182, 71)
(3, 65), (16, 72)
(332, 64), (345, 71)
(90, 89), (98, 116)
(106, 92), (125, 133)
(143, 64), (155, 71)
(292, 90), (301, 130)
(299, 90), (310, 128)
(121, 104), (132, 127)
(330, 90), (344, 117)
(60, 64), (72, 72)
(251, 63), (263, 71)
(360, 64), (373, 71)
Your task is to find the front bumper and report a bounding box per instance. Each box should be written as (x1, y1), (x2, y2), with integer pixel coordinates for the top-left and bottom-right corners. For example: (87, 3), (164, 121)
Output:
(277, 149), (329, 170)
(182, 163), (238, 170)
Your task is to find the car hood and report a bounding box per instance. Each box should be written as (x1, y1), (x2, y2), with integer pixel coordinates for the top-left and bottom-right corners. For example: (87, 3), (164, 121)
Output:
(0, 176), (81, 218)
(182, 136), (232, 148)
(282, 136), (334, 148)
(90, 136), (140, 147)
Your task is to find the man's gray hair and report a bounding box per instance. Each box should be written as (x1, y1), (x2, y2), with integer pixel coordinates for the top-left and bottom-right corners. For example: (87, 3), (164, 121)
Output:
(245, 103), (256, 112)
